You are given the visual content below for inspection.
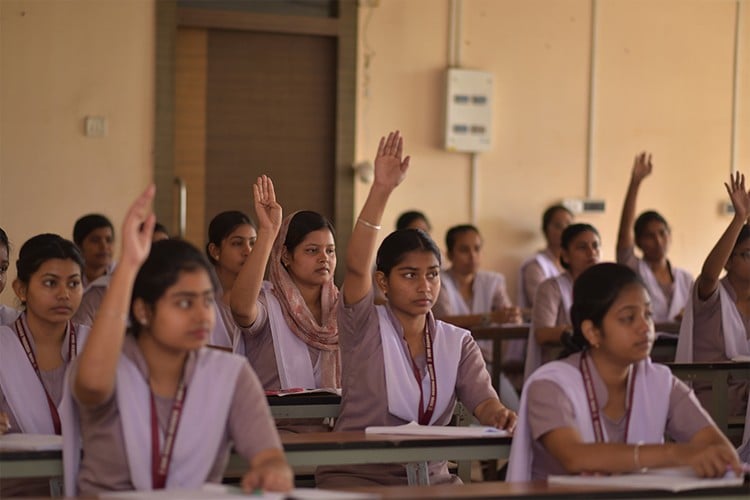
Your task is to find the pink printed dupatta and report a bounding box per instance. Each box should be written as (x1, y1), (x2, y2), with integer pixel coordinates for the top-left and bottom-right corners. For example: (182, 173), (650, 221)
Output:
(268, 211), (341, 388)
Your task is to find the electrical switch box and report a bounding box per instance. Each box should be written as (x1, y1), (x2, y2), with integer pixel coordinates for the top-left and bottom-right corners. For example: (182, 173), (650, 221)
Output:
(444, 69), (492, 153)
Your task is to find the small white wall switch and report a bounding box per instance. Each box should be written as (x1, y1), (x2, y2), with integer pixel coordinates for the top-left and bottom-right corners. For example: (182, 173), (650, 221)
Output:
(562, 198), (606, 214)
(445, 68), (493, 153)
(84, 116), (107, 137)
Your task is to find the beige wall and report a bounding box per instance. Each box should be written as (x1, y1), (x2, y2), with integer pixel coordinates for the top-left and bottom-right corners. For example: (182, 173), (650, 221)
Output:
(0, 0), (155, 306)
(354, 0), (750, 301)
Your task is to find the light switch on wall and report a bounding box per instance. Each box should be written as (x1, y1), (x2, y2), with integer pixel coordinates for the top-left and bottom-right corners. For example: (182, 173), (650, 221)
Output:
(84, 116), (107, 137)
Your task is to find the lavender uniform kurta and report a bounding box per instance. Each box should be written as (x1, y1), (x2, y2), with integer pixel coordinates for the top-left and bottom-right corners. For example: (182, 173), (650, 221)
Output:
(315, 289), (497, 487)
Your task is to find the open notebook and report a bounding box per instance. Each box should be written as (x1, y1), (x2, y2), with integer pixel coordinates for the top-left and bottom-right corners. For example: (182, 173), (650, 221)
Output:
(365, 421), (509, 437)
(549, 467), (745, 492)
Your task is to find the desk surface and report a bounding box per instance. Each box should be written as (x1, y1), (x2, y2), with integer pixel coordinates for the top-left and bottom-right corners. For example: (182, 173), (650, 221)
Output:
(342, 480), (750, 499)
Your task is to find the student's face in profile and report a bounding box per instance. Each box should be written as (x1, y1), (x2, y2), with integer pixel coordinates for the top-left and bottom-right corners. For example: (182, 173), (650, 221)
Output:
(562, 231), (601, 277)
(379, 250), (441, 318)
(726, 239), (750, 279)
(448, 230), (481, 276)
(0, 244), (8, 293)
(13, 258), (83, 325)
(213, 224), (257, 276)
(544, 209), (573, 249)
(585, 283), (654, 364)
(80, 227), (114, 271)
(284, 228), (336, 288)
(636, 220), (670, 262)
(145, 269), (216, 351)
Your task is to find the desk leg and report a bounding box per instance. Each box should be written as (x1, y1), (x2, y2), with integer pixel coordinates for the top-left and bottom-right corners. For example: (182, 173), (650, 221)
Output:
(711, 371), (729, 436)
(405, 462), (430, 486)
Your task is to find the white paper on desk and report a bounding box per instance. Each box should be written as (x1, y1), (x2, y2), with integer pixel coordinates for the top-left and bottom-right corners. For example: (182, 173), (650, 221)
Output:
(0, 433), (62, 451)
(548, 467), (744, 492)
(365, 421), (509, 437)
(731, 354), (750, 361)
(655, 331), (679, 339)
(100, 484), (379, 499)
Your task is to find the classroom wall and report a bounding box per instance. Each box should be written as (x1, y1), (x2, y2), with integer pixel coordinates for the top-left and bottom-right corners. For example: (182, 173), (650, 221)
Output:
(0, 0), (155, 306)
(354, 0), (750, 301)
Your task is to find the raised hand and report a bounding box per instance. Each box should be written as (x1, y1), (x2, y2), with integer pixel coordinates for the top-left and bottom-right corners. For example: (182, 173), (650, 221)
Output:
(724, 171), (750, 221)
(120, 184), (156, 269)
(373, 130), (410, 190)
(631, 152), (653, 184)
(253, 175), (282, 233)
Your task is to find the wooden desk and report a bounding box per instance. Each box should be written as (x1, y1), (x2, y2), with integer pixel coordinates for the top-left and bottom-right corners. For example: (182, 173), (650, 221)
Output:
(341, 480), (750, 499)
(1, 431), (510, 487)
(227, 431), (511, 486)
(470, 324), (529, 393)
(267, 392), (341, 419)
(666, 361), (750, 435)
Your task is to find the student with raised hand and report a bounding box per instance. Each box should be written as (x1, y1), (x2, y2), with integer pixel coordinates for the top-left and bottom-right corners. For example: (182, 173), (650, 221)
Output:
(231, 177), (340, 392)
(525, 223), (601, 379)
(0, 227), (20, 325)
(67, 185), (291, 495)
(71, 214), (115, 326)
(205, 210), (258, 351)
(508, 263), (741, 480)
(617, 152), (693, 323)
(676, 172), (750, 417)
(0, 233), (87, 496)
(315, 131), (516, 487)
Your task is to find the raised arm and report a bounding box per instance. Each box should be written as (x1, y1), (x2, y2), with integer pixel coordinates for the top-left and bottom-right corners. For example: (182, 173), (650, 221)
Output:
(74, 185), (155, 406)
(697, 172), (750, 300)
(343, 131), (410, 305)
(617, 152), (652, 253)
(230, 176), (283, 327)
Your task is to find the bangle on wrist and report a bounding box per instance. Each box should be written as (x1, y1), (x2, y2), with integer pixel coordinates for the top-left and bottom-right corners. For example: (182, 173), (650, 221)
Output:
(633, 442), (648, 473)
(357, 218), (381, 230)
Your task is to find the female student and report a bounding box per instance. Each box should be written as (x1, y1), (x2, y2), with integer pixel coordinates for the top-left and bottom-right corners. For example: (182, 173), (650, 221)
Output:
(315, 131), (516, 487)
(205, 211), (258, 351)
(230, 176), (340, 391)
(432, 224), (521, 333)
(0, 227), (19, 325)
(524, 223), (601, 379)
(617, 152), (693, 323)
(67, 185), (291, 495)
(71, 214), (115, 326)
(0, 234), (87, 496)
(676, 172), (750, 417)
(396, 210), (432, 233)
(508, 262), (740, 480)
(518, 204), (574, 310)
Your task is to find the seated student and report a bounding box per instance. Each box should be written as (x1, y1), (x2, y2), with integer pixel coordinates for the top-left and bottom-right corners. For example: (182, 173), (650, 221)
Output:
(205, 211), (258, 351)
(617, 152), (693, 323)
(0, 227), (19, 325)
(231, 177), (339, 391)
(71, 214), (115, 326)
(508, 263), (741, 480)
(525, 223), (601, 380)
(676, 172), (750, 417)
(518, 204), (574, 311)
(315, 131), (516, 487)
(396, 210), (432, 233)
(152, 222), (170, 242)
(66, 186), (291, 495)
(0, 234), (88, 496)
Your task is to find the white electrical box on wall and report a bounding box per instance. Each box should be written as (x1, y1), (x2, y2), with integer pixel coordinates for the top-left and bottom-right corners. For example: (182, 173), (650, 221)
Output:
(444, 68), (493, 153)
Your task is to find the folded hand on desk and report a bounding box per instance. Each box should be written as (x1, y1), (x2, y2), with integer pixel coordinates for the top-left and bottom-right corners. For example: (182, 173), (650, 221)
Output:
(474, 397), (517, 433)
(241, 448), (293, 493)
(0, 412), (9, 435)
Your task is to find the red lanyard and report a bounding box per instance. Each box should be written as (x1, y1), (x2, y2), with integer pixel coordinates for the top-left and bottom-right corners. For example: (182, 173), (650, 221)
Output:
(150, 378), (188, 489)
(579, 351), (637, 443)
(408, 322), (437, 426)
(13, 315), (76, 435)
